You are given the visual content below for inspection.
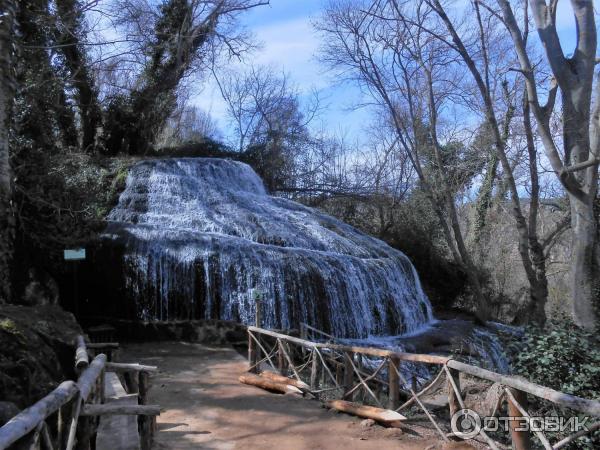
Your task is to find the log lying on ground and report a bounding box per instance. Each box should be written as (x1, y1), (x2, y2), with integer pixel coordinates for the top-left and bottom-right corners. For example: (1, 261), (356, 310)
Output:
(325, 400), (406, 423)
(106, 362), (158, 372)
(259, 371), (310, 390)
(239, 374), (303, 395)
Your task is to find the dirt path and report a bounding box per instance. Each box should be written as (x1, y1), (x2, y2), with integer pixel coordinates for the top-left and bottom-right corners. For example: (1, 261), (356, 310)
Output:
(120, 341), (454, 450)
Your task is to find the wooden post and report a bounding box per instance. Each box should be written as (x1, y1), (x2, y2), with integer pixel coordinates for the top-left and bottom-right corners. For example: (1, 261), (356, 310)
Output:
(254, 292), (262, 328)
(75, 335), (89, 373)
(123, 371), (139, 395)
(310, 350), (319, 391)
(139, 371), (149, 405)
(374, 382), (382, 406)
(65, 395), (82, 450)
(335, 360), (343, 385)
(388, 356), (400, 410)
(299, 324), (307, 358)
(58, 398), (75, 449)
(343, 352), (354, 397)
(75, 415), (92, 450)
(139, 416), (153, 450)
(446, 367), (461, 418)
(277, 340), (286, 374)
(254, 294), (262, 372)
(356, 354), (364, 403)
(507, 388), (531, 450)
(248, 330), (258, 374)
(100, 369), (106, 404)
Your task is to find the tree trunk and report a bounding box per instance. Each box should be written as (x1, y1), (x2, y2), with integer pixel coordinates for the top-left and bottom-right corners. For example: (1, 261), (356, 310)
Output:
(563, 96), (598, 330)
(569, 195), (598, 329)
(0, 0), (16, 303)
(521, 90), (548, 324)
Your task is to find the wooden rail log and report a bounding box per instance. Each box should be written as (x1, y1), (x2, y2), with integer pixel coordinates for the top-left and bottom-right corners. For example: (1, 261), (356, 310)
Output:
(81, 404), (160, 416)
(75, 335), (90, 372)
(239, 374), (303, 395)
(0, 381), (79, 449)
(247, 326), (449, 364)
(326, 400), (406, 423)
(447, 360), (600, 416)
(259, 371), (310, 390)
(78, 354), (107, 402)
(106, 362), (158, 373)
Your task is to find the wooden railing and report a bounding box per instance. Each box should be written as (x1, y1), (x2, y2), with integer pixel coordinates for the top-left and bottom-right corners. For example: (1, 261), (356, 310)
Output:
(0, 336), (159, 450)
(247, 325), (600, 450)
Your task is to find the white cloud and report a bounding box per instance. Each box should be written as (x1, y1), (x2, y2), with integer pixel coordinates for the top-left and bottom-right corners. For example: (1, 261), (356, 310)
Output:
(192, 16), (330, 139)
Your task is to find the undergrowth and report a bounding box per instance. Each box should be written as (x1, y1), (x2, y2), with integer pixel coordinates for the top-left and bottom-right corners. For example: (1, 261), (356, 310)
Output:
(506, 316), (600, 449)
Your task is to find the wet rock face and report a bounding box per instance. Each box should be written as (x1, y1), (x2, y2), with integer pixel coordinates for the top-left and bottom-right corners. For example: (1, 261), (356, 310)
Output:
(96, 158), (434, 338)
(0, 305), (82, 408)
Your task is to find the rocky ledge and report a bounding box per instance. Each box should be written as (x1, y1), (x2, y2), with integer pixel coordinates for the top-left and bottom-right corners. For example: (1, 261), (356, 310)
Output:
(0, 305), (82, 414)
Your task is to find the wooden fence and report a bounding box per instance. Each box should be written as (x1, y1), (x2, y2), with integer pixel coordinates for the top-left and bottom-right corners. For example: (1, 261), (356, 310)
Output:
(247, 325), (600, 450)
(0, 336), (159, 450)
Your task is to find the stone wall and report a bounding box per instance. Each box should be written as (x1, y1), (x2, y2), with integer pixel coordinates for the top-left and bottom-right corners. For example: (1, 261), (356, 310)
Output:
(83, 318), (248, 346)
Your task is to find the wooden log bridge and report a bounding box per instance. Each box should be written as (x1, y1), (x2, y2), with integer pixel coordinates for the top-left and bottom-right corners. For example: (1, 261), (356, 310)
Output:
(0, 335), (160, 450)
(246, 325), (600, 450)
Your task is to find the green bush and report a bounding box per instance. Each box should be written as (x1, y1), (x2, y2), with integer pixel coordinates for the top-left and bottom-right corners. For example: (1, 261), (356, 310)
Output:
(507, 317), (600, 448)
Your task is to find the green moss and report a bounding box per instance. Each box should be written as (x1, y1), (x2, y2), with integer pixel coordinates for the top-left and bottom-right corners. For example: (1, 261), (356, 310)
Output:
(0, 318), (26, 344)
(0, 318), (20, 335)
(112, 166), (129, 191)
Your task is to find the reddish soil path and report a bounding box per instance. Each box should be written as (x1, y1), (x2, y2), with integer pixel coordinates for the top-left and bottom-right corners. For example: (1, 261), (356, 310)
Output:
(121, 342), (456, 450)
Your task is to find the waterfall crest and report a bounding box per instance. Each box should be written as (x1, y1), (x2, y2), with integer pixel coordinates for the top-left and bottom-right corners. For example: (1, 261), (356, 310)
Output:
(102, 158), (434, 338)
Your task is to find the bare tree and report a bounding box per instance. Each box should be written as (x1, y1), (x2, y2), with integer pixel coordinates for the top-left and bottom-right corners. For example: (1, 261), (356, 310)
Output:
(421, 0), (556, 323)
(0, 0), (16, 302)
(317, 0), (492, 319)
(157, 104), (223, 146)
(216, 65), (319, 191)
(494, 0), (598, 329)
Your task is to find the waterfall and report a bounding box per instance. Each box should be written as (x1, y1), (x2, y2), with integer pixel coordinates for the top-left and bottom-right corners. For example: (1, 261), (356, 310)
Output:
(101, 157), (434, 338)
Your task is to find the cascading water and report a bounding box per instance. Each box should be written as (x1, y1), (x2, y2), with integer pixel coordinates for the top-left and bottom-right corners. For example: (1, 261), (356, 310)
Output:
(101, 157), (434, 338)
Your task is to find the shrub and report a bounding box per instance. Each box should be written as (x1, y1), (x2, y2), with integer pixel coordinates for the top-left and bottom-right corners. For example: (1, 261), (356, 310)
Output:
(507, 317), (600, 448)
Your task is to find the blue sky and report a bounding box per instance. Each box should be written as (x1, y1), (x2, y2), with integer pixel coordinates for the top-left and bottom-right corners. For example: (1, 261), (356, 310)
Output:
(196, 0), (580, 145)
(197, 0), (371, 143)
